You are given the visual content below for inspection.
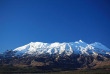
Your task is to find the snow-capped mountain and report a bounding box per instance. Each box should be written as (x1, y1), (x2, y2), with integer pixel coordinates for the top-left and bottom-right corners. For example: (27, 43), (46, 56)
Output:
(13, 40), (110, 56)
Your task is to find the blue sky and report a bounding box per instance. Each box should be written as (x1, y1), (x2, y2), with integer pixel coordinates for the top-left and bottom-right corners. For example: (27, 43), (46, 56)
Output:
(0, 0), (110, 51)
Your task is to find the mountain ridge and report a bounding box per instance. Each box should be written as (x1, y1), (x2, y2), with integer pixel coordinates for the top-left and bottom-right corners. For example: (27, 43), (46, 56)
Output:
(13, 40), (110, 56)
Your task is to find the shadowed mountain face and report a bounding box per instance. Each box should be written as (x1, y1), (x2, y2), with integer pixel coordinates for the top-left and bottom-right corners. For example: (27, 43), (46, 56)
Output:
(0, 50), (110, 70)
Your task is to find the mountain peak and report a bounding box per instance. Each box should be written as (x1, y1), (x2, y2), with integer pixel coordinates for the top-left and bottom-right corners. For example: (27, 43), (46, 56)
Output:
(79, 40), (83, 43)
